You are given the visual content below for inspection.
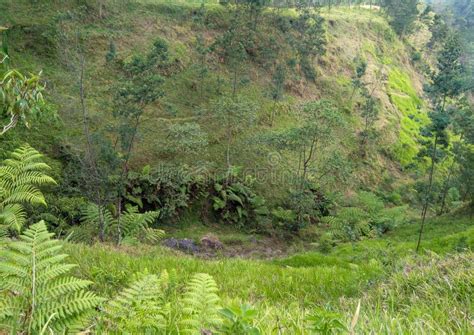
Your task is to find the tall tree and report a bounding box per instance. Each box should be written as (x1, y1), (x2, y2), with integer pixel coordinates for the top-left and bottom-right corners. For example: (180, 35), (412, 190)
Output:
(291, 8), (326, 82)
(212, 94), (257, 168)
(416, 31), (466, 251)
(383, 0), (418, 36)
(358, 89), (380, 158)
(416, 108), (450, 252)
(111, 39), (167, 243)
(428, 33), (464, 107)
(213, 15), (248, 97)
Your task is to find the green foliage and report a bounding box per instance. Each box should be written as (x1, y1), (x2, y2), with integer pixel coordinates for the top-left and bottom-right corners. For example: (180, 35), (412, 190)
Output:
(180, 273), (222, 334)
(80, 203), (162, 244)
(125, 164), (197, 221)
(103, 271), (169, 333)
(306, 307), (347, 334)
(291, 8), (326, 81)
(383, 0), (419, 36)
(112, 37), (168, 171)
(323, 192), (406, 242)
(318, 232), (336, 253)
(428, 33), (464, 103)
(428, 14), (449, 49)
(0, 145), (55, 233)
(0, 221), (103, 334)
(211, 94), (257, 166)
(0, 69), (45, 135)
(355, 252), (474, 333)
(287, 187), (331, 230)
(59, 215), (474, 334)
(351, 56), (367, 96)
(166, 122), (208, 155)
(388, 68), (427, 166)
(105, 40), (117, 63)
(271, 206), (297, 230)
(220, 303), (261, 335)
(116, 206), (163, 245)
(211, 167), (267, 228)
(358, 89), (380, 157)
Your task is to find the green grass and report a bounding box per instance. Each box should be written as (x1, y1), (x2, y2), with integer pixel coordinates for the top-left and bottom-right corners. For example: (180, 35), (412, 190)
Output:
(63, 215), (474, 333)
(388, 68), (429, 166)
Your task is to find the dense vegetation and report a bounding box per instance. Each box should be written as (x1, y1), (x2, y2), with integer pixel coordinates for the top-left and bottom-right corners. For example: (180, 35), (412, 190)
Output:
(0, 0), (473, 334)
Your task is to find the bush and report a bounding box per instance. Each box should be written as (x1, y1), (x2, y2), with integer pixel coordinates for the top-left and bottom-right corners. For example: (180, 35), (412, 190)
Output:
(209, 167), (268, 229)
(285, 186), (332, 231)
(125, 164), (199, 222)
(323, 191), (406, 242)
(271, 207), (297, 231)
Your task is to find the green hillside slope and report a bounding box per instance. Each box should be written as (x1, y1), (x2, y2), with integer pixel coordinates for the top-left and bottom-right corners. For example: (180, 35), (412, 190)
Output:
(0, 1), (428, 200)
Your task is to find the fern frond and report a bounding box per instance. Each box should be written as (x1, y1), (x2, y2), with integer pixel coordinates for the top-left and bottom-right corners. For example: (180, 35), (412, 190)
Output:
(142, 227), (165, 244)
(180, 273), (222, 334)
(80, 203), (113, 238)
(104, 272), (169, 333)
(0, 145), (55, 233)
(118, 206), (160, 238)
(0, 221), (103, 333)
(2, 184), (46, 205)
(0, 203), (26, 232)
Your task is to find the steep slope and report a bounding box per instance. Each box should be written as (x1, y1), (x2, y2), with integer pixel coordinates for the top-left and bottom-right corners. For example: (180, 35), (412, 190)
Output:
(0, 1), (429, 201)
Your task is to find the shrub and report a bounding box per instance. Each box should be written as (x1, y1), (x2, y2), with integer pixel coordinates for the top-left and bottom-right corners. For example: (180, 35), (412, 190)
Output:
(271, 207), (297, 231)
(323, 192), (406, 242)
(220, 303), (261, 335)
(125, 164), (198, 221)
(210, 167), (268, 228)
(286, 186), (331, 231)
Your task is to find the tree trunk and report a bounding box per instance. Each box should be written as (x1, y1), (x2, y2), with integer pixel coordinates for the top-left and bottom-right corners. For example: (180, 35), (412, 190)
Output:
(416, 134), (438, 252)
(79, 55), (106, 242)
(438, 159), (455, 215)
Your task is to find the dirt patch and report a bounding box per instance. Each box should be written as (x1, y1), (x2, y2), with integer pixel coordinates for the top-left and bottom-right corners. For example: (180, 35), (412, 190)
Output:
(162, 234), (306, 260)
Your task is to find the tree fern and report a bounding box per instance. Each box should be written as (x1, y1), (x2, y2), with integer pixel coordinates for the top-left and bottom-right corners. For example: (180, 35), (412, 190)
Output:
(180, 273), (222, 334)
(80, 204), (162, 244)
(0, 221), (103, 334)
(0, 145), (55, 233)
(104, 271), (169, 333)
(118, 206), (162, 244)
(79, 203), (114, 240)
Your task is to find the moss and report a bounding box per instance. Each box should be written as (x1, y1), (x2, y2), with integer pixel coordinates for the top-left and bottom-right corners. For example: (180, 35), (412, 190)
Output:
(388, 69), (421, 102)
(388, 69), (429, 167)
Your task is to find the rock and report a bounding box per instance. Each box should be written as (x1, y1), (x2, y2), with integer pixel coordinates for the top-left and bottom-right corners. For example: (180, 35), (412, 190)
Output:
(200, 234), (224, 250)
(163, 238), (200, 254)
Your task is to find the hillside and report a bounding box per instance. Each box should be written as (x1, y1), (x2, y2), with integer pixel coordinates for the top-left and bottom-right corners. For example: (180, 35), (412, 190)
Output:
(1, 1), (428, 196)
(0, 1), (473, 334)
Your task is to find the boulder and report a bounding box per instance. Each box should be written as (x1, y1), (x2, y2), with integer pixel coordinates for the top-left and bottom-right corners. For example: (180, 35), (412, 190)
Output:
(200, 234), (224, 250)
(163, 238), (199, 254)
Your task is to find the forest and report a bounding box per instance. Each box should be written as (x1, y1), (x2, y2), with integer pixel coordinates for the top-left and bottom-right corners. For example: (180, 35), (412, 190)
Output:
(0, 0), (473, 333)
